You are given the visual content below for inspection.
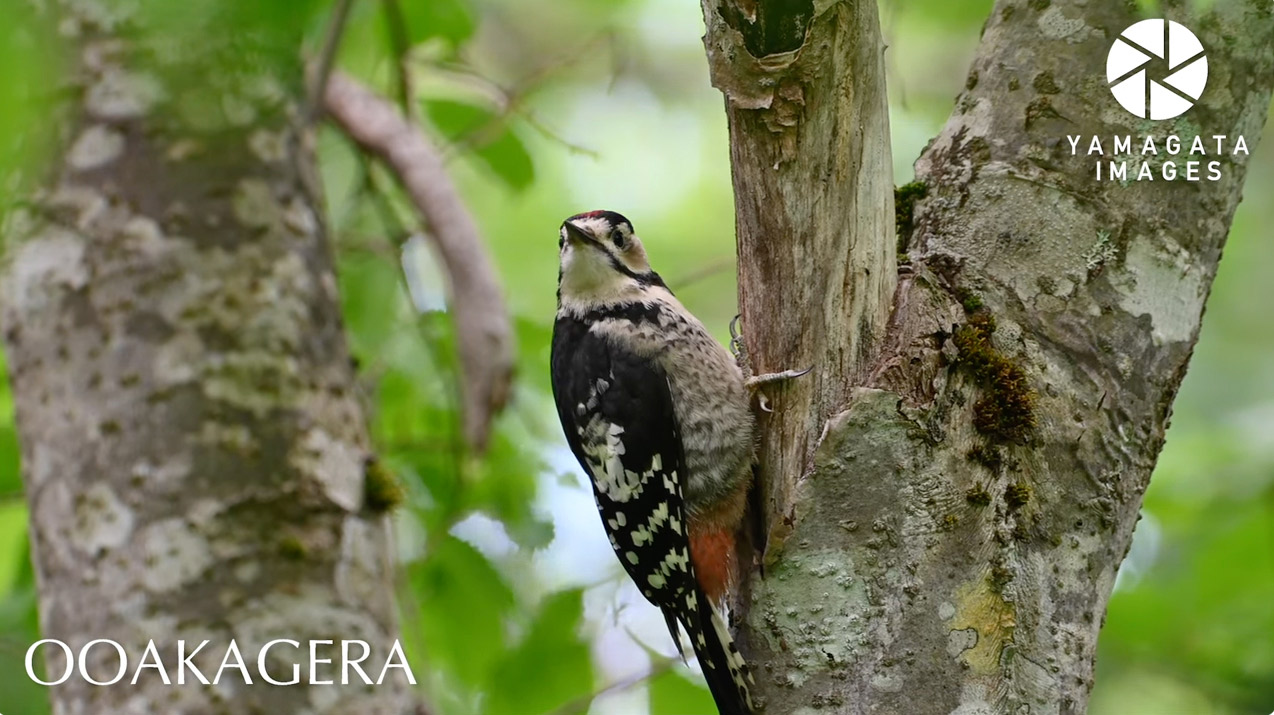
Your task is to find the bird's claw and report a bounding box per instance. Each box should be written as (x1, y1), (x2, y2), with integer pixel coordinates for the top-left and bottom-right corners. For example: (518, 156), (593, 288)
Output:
(744, 366), (814, 390)
(730, 315), (813, 411)
(728, 314), (745, 362)
(746, 366), (814, 413)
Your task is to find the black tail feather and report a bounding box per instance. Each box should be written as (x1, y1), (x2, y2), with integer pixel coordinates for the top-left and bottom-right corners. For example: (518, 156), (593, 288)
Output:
(680, 587), (754, 715)
(664, 610), (688, 664)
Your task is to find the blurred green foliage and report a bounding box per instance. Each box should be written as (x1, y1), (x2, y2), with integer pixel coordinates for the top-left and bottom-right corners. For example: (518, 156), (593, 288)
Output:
(0, 0), (1271, 714)
(0, 0), (62, 247)
(425, 101), (536, 190)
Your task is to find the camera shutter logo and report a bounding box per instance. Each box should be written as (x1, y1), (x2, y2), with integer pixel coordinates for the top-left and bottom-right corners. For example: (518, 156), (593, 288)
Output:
(1107, 19), (1208, 120)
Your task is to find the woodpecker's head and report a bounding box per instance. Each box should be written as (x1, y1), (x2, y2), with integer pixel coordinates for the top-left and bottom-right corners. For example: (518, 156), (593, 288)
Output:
(557, 210), (665, 307)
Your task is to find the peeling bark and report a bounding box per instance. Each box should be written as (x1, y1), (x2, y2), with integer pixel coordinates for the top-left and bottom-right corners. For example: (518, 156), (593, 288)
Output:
(707, 0), (1274, 713)
(1, 3), (415, 713)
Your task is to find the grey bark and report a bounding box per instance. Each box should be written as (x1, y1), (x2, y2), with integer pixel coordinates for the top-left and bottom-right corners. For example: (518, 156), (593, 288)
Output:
(0, 3), (415, 713)
(704, 1), (1274, 714)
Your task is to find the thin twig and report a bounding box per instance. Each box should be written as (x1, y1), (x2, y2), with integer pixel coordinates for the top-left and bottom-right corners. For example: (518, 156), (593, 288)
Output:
(324, 71), (514, 451)
(549, 658), (678, 715)
(380, 0), (418, 121)
(307, 0), (356, 124)
(668, 258), (734, 290)
(433, 35), (611, 157)
(354, 153), (467, 483)
(520, 111), (599, 159)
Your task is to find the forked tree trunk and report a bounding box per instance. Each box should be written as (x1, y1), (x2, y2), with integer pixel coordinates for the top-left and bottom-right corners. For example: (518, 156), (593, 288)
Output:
(702, 0), (1273, 713)
(0, 2), (414, 712)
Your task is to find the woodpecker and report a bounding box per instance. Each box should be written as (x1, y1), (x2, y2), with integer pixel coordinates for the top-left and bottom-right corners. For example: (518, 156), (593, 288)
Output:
(550, 210), (756, 715)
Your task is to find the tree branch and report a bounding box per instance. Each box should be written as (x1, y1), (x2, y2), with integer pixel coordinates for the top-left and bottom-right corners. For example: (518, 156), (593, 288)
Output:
(306, 0), (355, 123)
(323, 70), (514, 451)
(709, 0), (1274, 713)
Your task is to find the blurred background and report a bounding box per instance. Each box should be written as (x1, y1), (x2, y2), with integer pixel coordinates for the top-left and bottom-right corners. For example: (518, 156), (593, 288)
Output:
(0, 0), (1271, 713)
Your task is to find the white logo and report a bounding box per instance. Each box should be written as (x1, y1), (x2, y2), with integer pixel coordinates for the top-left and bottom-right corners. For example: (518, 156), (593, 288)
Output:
(1107, 19), (1208, 120)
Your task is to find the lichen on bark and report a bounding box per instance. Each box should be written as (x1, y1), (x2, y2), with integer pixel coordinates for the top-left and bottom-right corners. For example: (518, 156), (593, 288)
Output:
(710, 0), (1274, 713)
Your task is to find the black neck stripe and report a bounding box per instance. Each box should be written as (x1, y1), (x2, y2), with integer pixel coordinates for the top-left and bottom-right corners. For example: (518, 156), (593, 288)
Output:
(605, 253), (667, 288)
(577, 301), (664, 325)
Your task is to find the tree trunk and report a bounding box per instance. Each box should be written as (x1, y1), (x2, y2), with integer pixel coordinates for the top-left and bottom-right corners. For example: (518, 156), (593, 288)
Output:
(704, 1), (1274, 713)
(0, 2), (414, 713)
(701, 0), (897, 563)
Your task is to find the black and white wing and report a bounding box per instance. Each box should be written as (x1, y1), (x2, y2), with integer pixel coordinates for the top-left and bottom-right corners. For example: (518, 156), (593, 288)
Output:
(550, 318), (694, 604)
(549, 318), (755, 715)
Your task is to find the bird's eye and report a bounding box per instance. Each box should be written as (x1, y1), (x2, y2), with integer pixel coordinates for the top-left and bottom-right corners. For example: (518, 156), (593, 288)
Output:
(611, 229), (626, 249)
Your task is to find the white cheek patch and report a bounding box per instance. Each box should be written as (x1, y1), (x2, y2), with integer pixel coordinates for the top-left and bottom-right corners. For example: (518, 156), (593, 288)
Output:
(560, 242), (619, 296)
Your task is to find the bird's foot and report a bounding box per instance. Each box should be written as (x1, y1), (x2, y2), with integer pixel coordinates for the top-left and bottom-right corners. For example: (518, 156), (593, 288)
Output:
(730, 315), (813, 411)
(728, 314), (748, 373)
(744, 367), (814, 391)
(745, 367), (814, 412)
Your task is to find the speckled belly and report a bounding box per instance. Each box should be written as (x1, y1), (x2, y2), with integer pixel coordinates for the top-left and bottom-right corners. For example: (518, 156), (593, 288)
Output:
(663, 337), (754, 511)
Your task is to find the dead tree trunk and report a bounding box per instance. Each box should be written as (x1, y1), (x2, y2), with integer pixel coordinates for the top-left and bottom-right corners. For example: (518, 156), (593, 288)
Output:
(703, 0), (1273, 713)
(0, 2), (414, 712)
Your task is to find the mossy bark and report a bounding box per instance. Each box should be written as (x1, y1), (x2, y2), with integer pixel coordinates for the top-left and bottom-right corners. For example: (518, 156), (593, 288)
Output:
(0, 2), (414, 713)
(705, 1), (1274, 713)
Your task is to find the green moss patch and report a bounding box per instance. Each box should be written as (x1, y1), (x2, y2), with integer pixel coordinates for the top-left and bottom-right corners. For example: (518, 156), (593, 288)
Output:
(966, 443), (1003, 471)
(279, 535), (307, 560)
(966, 484), (992, 507)
(952, 309), (1036, 445)
(955, 287), (984, 313)
(895, 181), (928, 250)
(1005, 482), (1032, 509)
(364, 456), (406, 512)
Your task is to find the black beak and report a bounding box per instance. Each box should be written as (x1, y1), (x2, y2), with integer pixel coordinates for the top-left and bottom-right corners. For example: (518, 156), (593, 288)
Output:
(563, 221), (595, 245)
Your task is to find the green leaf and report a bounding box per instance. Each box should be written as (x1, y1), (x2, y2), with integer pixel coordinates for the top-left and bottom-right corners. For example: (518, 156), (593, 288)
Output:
(0, 349), (19, 495)
(424, 101), (536, 191)
(0, 349), (21, 512)
(409, 536), (515, 686)
(475, 130), (535, 192)
(505, 515), (555, 552)
(466, 429), (541, 533)
(0, 425), (19, 495)
(138, 0), (322, 74)
(0, 587), (47, 715)
(423, 100), (488, 136)
(0, 0), (61, 200)
(0, 502), (27, 595)
(650, 667), (717, 715)
(486, 589), (594, 715)
(399, 0), (476, 47)
(338, 252), (409, 358)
